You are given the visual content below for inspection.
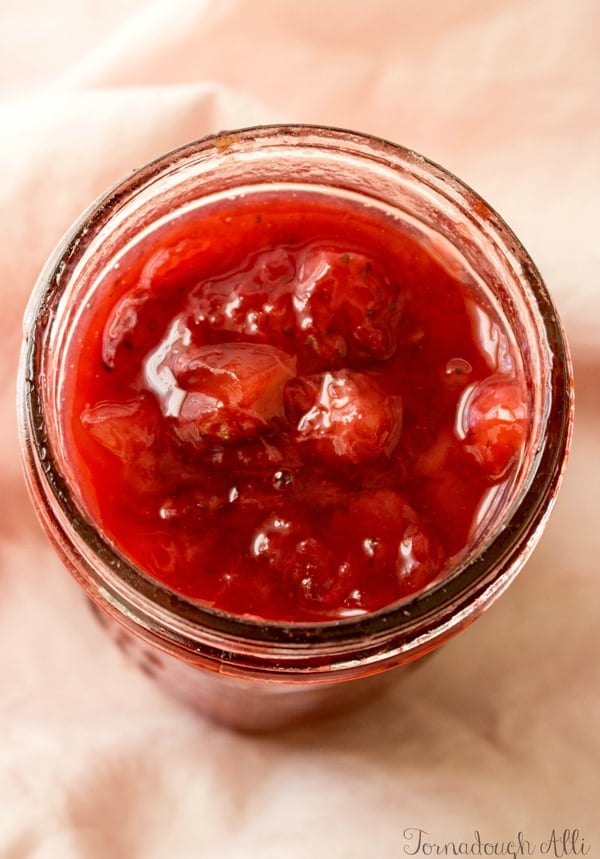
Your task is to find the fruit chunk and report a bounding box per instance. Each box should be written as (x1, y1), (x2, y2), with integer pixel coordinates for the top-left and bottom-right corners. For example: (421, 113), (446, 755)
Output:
(248, 508), (342, 611)
(81, 395), (159, 460)
(188, 247), (296, 342)
(144, 324), (297, 443)
(459, 377), (528, 478)
(327, 489), (443, 609)
(294, 246), (402, 361)
(289, 369), (402, 465)
(325, 488), (443, 614)
(250, 510), (329, 574)
(102, 239), (213, 368)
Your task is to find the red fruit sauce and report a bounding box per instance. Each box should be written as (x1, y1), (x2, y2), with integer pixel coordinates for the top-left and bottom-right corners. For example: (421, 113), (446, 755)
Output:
(60, 191), (529, 623)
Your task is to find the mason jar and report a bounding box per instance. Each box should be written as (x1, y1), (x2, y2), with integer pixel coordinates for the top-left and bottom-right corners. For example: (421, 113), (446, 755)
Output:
(17, 125), (574, 731)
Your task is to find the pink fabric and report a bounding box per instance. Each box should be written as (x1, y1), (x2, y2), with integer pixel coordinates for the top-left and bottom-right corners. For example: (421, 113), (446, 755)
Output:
(1, 1), (598, 855)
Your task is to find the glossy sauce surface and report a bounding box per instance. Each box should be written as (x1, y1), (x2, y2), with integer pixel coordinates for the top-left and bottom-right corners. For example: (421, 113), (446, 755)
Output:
(61, 192), (529, 622)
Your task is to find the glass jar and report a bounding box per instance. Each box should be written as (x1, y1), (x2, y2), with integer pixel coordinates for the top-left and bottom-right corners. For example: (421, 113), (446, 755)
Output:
(17, 125), (573, 731)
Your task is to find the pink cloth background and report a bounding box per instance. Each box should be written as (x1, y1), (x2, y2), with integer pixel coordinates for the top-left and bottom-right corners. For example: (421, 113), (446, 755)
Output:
(1, 1), (599, 856)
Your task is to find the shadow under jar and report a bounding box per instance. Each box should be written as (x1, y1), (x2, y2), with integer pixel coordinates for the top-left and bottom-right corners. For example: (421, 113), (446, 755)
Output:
(18, 125), (573, 731)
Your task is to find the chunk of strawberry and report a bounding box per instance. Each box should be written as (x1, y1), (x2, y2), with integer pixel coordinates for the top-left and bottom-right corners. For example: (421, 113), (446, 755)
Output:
(81, 395), (160, 460)
(102, 290), (150, 369)
(329, 489), (443, 605)
(459, 377), (529, 479)
(294, 246), (402, 362)
(102, 238), (213, 368)
(188, 247), (296, 343)
(80, 395), (167, 503)
(248, 508), (341, 613)
(290, 369), (402, 465)
(144, 327), (297, 443)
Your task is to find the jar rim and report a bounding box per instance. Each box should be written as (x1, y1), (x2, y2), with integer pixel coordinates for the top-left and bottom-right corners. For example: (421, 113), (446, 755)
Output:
(19, 124), (574, 668)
